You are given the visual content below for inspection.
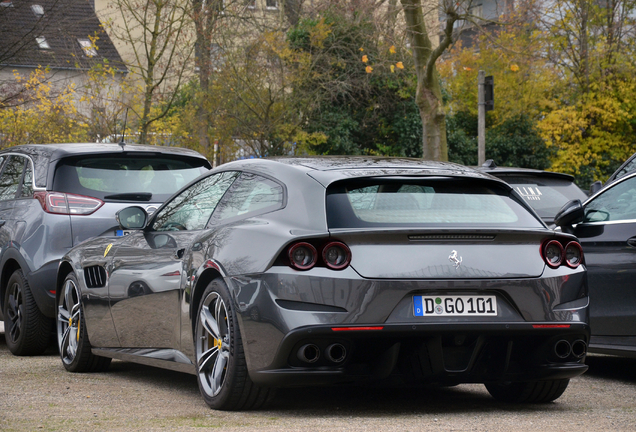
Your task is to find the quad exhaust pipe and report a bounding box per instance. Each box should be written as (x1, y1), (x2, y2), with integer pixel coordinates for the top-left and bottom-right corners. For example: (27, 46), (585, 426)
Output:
(571, 339), (587, 358)
(325, 343), (347, 363)
(554, 339), (587, 359)
(297, 343), (348, 364)
(297, 344), (320, 363)
(554, 340), (571, 359)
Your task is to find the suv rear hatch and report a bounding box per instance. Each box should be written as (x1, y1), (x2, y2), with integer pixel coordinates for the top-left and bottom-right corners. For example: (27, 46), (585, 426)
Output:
(49, 152), (210, 245)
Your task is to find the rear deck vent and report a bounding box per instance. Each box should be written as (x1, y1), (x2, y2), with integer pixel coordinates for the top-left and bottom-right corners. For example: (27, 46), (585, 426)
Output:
(84, 265), (107, 288)
(408, 234), (496, 241)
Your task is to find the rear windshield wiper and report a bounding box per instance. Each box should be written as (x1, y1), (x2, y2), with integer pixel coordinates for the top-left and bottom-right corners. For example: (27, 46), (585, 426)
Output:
(103, 192), (153, 201)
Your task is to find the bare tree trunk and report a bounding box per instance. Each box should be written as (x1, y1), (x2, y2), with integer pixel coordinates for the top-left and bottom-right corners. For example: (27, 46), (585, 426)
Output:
(400, 0), (452, 161)
(138, 2), (162, 145)
(579, 0), (589, 91)
(284, 0), (301, 26)
(192, 0), (217, 154)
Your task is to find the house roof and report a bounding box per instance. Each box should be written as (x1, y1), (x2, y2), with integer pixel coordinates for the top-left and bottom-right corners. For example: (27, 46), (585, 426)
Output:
(0, 0), (126, 72)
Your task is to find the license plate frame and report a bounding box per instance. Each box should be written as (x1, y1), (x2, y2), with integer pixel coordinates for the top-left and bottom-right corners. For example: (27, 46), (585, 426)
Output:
(413, 295), (497, 316)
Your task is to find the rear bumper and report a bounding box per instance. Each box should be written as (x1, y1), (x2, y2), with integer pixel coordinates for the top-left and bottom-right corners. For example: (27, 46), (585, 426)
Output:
(248, 322), (590, 387)
(229, 267), (589, 387)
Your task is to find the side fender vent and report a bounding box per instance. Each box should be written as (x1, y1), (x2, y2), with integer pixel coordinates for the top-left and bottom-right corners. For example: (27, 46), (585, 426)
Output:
(84, 265), (107, 288)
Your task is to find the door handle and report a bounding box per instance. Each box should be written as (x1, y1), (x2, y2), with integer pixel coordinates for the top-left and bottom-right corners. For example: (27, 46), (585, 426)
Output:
(0, 220), (5, 227)
(627, 237), (636, 248)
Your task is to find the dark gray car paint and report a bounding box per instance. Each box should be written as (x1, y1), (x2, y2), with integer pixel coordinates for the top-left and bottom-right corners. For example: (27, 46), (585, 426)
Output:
(58, 157), (590, 384)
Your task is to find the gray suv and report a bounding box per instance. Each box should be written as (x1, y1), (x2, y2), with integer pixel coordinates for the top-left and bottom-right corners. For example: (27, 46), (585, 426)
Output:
(0, 143), (211, 355)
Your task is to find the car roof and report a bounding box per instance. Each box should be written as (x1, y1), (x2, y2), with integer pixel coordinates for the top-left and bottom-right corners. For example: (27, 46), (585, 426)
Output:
(0, 143), (208, 161)
(0, 143), (210, 188)
(474, 160), (576, 182)
(478, 167), (576, 182)
(218, 156), (510, 188)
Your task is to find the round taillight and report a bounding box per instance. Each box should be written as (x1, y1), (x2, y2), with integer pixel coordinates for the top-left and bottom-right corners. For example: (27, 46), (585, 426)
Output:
(288, 242), (317, 270)
(322, 242), (351, 270)
(565, 241), (583, 268)
(543, 240), (564, 268)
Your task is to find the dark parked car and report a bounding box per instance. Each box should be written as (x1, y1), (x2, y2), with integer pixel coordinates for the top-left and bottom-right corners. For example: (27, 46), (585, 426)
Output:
(0, 143), (211, 356)
(56, 157), (589, 410)
(555, 171), (636, 358)
(478, 161), (588, 226)
(588, 151), (636, 194)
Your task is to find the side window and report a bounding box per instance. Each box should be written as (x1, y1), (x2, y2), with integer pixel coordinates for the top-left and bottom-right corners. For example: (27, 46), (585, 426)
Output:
(152, 171), (239, 231)
(584, 176), (636, 222)
(211, 172), (284, 223)
(20, 161), (33, 198)
(0, 156), (26, 201)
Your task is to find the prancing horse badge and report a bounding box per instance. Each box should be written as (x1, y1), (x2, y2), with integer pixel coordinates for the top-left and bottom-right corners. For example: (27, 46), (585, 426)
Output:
(449, 250), (462, 269)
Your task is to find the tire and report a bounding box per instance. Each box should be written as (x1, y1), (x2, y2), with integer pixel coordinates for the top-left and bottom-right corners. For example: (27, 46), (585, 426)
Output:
(194, 278), (274, 410)
(485, 379), (570, 403)
(3, 269), (52, 356)
(57, 273), (111, 372)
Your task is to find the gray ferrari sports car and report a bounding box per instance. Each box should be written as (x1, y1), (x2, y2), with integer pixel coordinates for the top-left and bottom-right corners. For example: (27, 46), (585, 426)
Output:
(55, 157), (589, 410)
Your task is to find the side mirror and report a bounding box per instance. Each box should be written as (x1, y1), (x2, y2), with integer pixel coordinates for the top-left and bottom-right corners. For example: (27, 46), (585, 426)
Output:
(554, 199), (584, 228)
(116, 206), (148, 230)
(589, 180), (603, 195)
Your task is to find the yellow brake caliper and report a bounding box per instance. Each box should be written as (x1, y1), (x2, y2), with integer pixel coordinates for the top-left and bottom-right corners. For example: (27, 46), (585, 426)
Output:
(69, 316), (80, 341)
(209, 334), (222, 350)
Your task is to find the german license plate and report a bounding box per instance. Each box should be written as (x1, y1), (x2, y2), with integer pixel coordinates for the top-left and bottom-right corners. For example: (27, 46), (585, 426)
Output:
(413, 295), (497, 316)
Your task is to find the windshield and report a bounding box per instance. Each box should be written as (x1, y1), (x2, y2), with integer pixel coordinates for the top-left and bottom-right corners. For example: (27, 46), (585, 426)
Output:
(326, 178), (543, 229)
(53, 155), (210, 202)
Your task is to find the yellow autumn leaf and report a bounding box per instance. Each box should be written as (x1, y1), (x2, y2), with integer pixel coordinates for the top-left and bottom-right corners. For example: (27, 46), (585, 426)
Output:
(362, 55), (368, 63)
(359, 47), (364, 51)
(365, 65), (373, 73)
(463, 66), (472, 71)
(395, 62), (404, 69)
(389, 45), (396, 54)
(390, 64), (395, 73)
(510, 64), (520, 72)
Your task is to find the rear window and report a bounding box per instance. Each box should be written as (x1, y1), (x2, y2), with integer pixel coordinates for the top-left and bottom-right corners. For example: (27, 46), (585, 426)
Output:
(498, 175), (588, 219)
(326, 178), (543, 228)
(52, 155), (210, 202)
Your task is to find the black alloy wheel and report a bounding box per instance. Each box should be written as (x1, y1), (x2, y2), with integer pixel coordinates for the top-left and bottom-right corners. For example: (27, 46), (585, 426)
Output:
(3, 269), (51, 356)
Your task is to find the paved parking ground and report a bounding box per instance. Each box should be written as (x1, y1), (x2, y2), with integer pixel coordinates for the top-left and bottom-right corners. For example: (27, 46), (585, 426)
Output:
(1, 329), (635, 431)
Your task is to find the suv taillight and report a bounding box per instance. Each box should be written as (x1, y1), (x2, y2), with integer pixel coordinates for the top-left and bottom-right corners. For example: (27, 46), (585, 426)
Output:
(34, 191), (104, 215)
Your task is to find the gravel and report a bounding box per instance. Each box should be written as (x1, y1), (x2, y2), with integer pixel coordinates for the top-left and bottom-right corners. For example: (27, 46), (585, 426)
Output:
(1, 329), (636, 431)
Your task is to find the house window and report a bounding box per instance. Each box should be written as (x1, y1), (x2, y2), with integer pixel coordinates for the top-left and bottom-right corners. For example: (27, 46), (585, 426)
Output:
(31, 4), (44, 16)
(36, 37), (50, 49)
(266, 0), (277, 9)
(78, 39), (97, 57)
